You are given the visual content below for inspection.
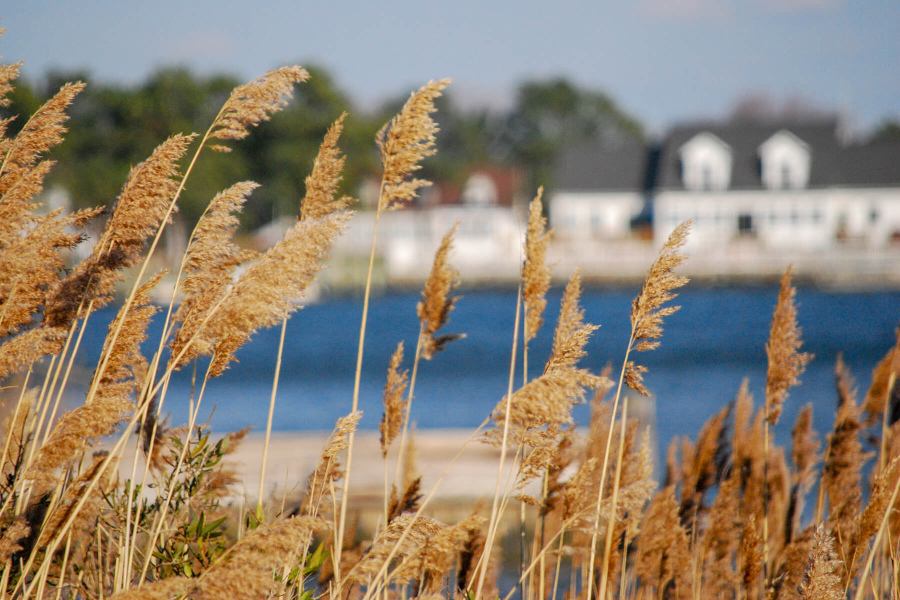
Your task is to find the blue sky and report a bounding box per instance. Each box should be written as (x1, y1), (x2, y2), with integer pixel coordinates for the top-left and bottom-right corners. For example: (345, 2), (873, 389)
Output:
(4, 0), (898, 136)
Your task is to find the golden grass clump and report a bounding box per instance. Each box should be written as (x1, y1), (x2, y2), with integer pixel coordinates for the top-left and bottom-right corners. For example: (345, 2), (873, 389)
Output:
(6, 40), (900, 600)
(376, 79), (450, 210)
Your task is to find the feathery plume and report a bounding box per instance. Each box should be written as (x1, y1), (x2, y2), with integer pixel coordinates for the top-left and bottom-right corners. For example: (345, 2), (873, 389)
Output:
(798, 525), (844, 600)
(545, 269), (600, 374)
(523, 187), (551, 344)
(45, 133), (195, 327)
(0, 206), (101, 339)
(301, 411), (360, 517)
(349, 514), (445, 584)
(0, 59), (22, 108)
(0, 326), (69, 381)
(169, 182), (257, 365)
(0, 82), (84, 194)
(0, 519), (29, 566)
(787, 404), (819, 542)
(380, 342), (409, 457)
(376, 79), (450, 210)
(765, 267), (812, 425)
(107, 578), (195, 600)
(191, 211), (351, 376)
(862, 327), (900, 422)
(739, 514), (763, 592)
(34, 451), (119, 551)
(25, 274), (161, 494)
(209, 66), (309, 148)
(634, 486), (691, 596)
(300, 113), (354, 221)
(625, 220), (691, 396)
(418, 222), (464, 360)
(197, 516), (326, 600)
(387, 477), (423, 523)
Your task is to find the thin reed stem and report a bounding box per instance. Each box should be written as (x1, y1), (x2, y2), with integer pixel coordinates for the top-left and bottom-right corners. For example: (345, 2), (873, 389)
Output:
(597, 396), (628, 600)
(258, 316), (288, 509)
(475, 284), (522, 600)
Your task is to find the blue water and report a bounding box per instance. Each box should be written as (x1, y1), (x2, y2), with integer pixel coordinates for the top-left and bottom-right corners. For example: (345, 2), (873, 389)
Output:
(72, 285), (899, 461)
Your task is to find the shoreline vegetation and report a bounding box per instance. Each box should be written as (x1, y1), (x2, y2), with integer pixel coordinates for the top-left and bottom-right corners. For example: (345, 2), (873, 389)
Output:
(2, 32), (900, 600)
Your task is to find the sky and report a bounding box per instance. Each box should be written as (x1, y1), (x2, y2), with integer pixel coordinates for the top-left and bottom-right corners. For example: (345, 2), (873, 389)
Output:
(3, 0), (899, 137)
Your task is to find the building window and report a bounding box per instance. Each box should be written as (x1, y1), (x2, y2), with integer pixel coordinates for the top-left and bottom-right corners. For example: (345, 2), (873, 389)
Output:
(737, 213), (754, 234)
(781, 163), (791, 188)
(702, 165), (713, 191)
(870, 207), (879, 224)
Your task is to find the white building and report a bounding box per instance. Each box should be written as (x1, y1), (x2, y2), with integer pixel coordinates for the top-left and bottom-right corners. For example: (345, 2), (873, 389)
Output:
(652, 120), (900, 251)
(550, 136), (649, 241)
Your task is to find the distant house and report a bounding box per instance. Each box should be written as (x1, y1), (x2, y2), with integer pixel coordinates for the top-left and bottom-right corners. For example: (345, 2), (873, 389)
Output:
(550, 136), (650, 240)
(653, 119), (900, 250)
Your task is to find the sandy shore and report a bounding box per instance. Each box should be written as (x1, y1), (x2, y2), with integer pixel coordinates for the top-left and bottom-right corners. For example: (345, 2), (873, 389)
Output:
(117, 428), (529, 506)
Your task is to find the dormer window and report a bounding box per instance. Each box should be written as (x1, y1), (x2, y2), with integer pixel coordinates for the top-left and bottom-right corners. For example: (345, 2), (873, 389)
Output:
(759, 130), (811, 189)
(679, 133), (732, 191)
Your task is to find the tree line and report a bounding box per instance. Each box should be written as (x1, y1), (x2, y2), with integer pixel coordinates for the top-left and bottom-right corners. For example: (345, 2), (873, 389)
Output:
(2, 66), (643, 230)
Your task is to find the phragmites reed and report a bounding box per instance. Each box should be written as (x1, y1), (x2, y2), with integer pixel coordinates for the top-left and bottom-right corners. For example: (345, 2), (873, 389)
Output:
(523, 187), (551, 344)
(300, 411), (361, 518)
(34, 451), (119, 552)
(44, 133), (196, 329)
(209, 66), (310, 149)
(348, 514), (446, 584)
(0, 81), (84, 195)
(862, 327), (900, 422)
(765, 267), (812, 425)
(376, 79), (450, 210)
(625, 220), (691, 396)
(380, 342), (409, 457)
(193, 210), (351, 377)
(798, 525), (844, 600)
(418, 222), (464, 360)
(301, 112), (354, 221)
(196, 516), (326, 600)
(25, 274), (161, 494)
(169, 181), (258, 368)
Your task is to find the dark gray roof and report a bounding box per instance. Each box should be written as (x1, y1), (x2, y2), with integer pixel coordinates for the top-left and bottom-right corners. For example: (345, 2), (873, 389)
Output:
(656, 119), (852, 190)
(555, 136), (650, 192)
(840, 140), (900, 186)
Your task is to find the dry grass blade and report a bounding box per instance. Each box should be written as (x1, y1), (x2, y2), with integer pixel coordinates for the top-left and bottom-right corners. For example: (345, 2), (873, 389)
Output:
(523, 187), (551, 344)
(418, 222), (464, 360)
(765, 266), (812, 425)
(209, 66), (309, 148)
(380, 342), (409, 457)
(625, 220), (691, 395)
(301, 112), (354, 221)
(377, 79), (450, 210)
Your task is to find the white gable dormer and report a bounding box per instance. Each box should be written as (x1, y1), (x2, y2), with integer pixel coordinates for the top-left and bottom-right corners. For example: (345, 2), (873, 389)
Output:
(758, 130), (811, 190)
(462, 172), (498, 205)
(679, 133), (733, 191)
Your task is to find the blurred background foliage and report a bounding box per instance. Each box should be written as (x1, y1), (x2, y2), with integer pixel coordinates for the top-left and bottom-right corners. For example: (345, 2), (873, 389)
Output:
(1, 65), (646, 230)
